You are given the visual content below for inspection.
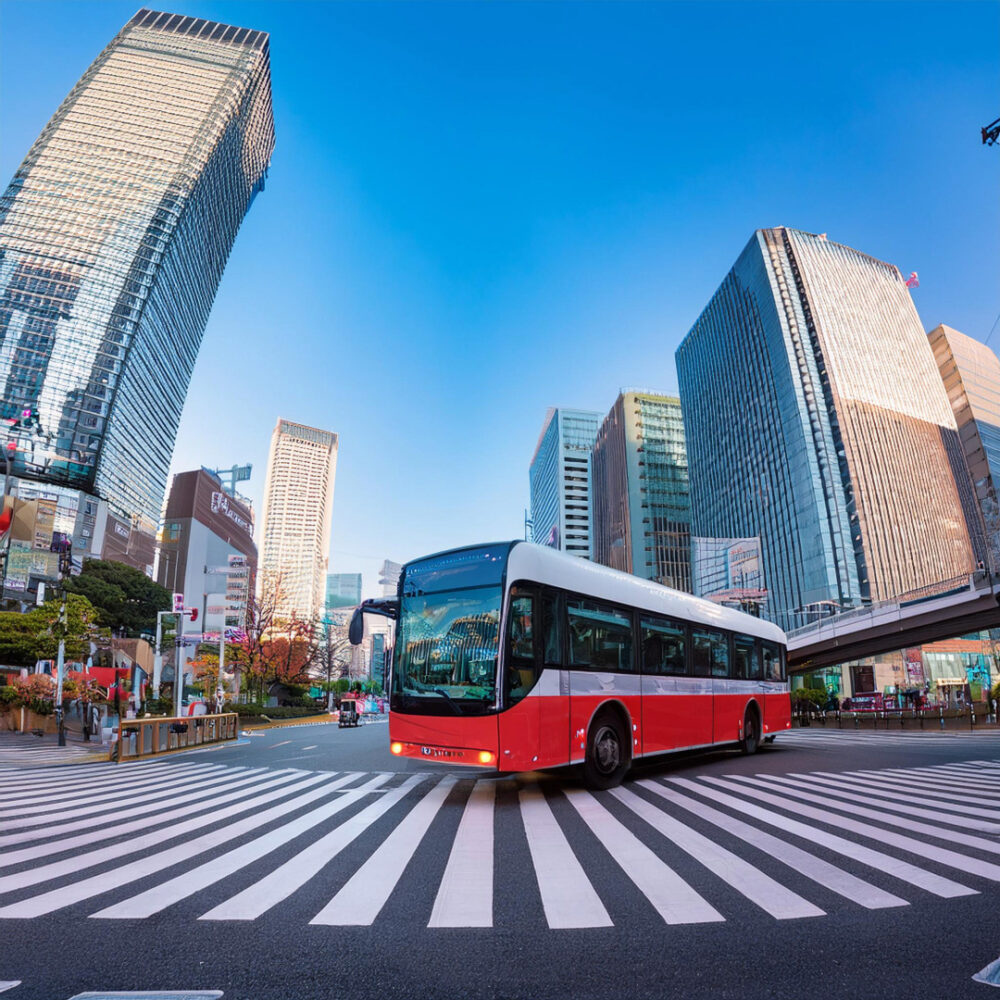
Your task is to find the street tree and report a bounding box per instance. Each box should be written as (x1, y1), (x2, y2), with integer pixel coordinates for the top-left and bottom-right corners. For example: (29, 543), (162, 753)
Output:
(0, 593), (102, 666)
(62, 559), (170, 635)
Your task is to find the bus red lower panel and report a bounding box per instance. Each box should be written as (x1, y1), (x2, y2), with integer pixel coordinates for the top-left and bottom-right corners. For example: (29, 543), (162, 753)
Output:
(764, 691), (792, 735)
(641, 678), (713, 753)
(498, 694), (569, 771)
(389, 712), (499, 767)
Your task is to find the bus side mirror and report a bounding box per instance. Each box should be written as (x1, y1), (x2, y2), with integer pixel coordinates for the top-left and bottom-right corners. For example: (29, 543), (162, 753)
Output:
(349, 606), (364, 645)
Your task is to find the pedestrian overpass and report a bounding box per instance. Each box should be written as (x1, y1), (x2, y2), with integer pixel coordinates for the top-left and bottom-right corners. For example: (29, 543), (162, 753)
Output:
(786, 572), (1000, 672)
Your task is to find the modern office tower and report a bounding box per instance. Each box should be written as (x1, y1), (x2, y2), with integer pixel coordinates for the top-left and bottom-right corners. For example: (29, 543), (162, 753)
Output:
(676, 227), (976, 631)
(326, 572), (362, 610)
(529, 408), (601, 558)
(592, 391), (691, 590)
(259, 419), (338, 620)
(379, 559), (402, 598)
(930, 324), (1000, 568)
(0, 9), (275, 537)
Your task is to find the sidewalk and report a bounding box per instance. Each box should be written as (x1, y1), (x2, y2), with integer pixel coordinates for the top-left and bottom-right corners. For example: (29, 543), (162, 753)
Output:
(0, 728), (109, 766)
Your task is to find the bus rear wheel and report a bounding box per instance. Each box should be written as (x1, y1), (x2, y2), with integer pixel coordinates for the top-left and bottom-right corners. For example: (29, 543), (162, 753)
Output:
(583, 710), (630, 790)
(741, 708), (761, 755)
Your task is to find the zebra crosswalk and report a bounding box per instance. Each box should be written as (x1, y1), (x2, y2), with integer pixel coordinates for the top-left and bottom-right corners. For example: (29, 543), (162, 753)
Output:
(1, 755), (999, 929)
(0, 739), (105, 766)
(773, 727), (1000, 747)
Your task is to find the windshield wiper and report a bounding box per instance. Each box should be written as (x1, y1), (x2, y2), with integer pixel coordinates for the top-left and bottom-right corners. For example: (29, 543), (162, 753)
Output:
(431, 688), (463, 715)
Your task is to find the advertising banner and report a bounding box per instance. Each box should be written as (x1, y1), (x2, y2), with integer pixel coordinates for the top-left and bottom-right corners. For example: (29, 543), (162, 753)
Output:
(4, 540), (33, 591)
(33, 498), (55, 550)
(691, 536), (765, 601)
(904, 647), (925, 686)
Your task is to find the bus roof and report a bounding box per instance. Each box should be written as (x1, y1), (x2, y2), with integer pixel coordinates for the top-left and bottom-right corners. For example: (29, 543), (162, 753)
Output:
(507, 541), (786, 644)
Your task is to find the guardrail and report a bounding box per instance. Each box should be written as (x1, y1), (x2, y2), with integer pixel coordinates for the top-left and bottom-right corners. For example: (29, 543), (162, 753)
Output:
(793, 704), (998, 731)
(113, 712), (239, 761)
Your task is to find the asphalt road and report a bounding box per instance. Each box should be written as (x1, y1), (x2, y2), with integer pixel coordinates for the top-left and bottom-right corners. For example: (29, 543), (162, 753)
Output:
(2, 720), (1000, 1000)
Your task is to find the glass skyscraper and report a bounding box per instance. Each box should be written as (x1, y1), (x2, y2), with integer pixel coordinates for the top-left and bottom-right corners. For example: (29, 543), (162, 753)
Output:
(677, 227), (976, 631)
(592, 391), (691, 590)
(326, 572), (363, 610)
(929, 324), (1000, 570)
(0, 9), (275, 533)
(529, 408), (601, 558)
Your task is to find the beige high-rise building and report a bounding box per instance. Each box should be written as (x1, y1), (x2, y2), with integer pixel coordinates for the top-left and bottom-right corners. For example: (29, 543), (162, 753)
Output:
(259, 419), (338, 620)
(929, 324), (999, 569)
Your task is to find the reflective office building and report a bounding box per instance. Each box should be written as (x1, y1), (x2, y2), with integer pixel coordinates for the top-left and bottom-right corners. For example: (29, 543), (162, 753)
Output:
(592, 391), (691, 590)
(529, 408), (601, 558)
(930, 324), (1000, 569)
(0, 9), (275, 533)
(677, 228), (976, 631)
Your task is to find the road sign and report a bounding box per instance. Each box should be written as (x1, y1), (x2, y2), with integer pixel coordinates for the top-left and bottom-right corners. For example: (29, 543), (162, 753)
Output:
(172, 592), (184, 612)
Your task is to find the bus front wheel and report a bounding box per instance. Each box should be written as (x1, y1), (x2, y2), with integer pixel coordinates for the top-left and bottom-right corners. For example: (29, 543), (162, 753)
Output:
(583, 710), (630, 790)
(741, 708), (761, 755)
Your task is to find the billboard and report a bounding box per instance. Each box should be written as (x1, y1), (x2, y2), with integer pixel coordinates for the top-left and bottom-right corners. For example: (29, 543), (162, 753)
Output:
(691, 536), (766, 602)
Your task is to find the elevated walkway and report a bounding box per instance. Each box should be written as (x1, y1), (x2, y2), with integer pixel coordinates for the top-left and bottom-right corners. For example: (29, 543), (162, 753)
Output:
(787, 572), (1000, 671)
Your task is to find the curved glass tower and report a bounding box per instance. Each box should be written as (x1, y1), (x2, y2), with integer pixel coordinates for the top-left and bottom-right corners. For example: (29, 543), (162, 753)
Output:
(0, 9), (275, 532)
(677, 227), (976, 630)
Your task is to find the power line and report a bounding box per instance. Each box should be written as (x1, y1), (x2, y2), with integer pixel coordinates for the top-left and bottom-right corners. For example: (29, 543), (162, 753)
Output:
(985, 309), (1000, 349)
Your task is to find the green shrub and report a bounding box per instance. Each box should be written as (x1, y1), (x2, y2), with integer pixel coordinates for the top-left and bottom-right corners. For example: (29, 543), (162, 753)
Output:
(791, 686), (827, 710)
(0, 685), (20, 708)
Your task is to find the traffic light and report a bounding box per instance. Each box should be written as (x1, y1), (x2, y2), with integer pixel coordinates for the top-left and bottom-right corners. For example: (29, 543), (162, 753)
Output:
(189, 607), (198, 623)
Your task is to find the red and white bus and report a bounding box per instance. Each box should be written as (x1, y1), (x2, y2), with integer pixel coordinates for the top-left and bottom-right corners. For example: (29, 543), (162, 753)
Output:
(352, 541), (790, 789)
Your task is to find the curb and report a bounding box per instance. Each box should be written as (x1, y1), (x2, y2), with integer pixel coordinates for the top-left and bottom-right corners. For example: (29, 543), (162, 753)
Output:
(240, 714), (338, 731)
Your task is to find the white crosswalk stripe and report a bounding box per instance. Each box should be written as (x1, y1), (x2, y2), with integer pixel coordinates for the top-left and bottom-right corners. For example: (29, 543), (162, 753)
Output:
(1, 755), (999, 931)
(0, 742), (104, 765)
(774, 729), (1000, 746)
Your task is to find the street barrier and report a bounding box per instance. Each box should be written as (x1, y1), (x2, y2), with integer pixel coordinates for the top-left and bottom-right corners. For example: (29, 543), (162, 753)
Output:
(791, 705), (997, 732)
(112, 712), (238, 762)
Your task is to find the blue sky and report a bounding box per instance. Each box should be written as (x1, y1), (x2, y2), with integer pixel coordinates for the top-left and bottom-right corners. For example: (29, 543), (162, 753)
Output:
(2, 1), (998, 597)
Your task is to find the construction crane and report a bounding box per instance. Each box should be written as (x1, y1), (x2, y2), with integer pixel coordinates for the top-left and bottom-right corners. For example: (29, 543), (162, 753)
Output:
(983, 117), (1000, 146)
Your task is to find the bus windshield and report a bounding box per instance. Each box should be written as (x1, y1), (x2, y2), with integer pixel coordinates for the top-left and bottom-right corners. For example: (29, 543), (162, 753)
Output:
(391, 544), (509, 715)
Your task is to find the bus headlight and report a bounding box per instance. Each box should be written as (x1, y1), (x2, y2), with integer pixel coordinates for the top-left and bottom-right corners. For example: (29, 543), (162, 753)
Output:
(390, 742), (403, 755)
(477, 750), (495, 765)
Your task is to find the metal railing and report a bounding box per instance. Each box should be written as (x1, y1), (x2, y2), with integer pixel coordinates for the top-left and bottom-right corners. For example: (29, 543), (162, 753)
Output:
(113, 712), (239, 761)
(793, 703), (998, 730)
(786, 570), (992, 639)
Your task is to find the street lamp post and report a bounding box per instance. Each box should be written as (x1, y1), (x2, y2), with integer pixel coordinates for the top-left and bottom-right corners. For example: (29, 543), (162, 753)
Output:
(151, 609), (178, 699)
(53, 597), (67, 746)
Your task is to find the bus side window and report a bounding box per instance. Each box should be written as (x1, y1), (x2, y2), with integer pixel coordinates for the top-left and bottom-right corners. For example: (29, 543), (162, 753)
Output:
(692, 628), (728, 678)
(567, 600), (633, 672)
(541, 592), (562, 666)
(640, 616), (686, 675)
(734, 635), (759, 680)
(762, 641), (782, 681)
(507, 591), (537, 703)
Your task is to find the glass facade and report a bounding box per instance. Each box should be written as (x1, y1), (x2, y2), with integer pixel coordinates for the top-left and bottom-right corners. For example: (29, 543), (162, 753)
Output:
(528, 407), (601, 557)
(592, 391), (691, 590)
(929, 324), (1000, 570)
(326, 572), (362, 610)
(677, 227), (976, 631)
(0, 9), (275, 533)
